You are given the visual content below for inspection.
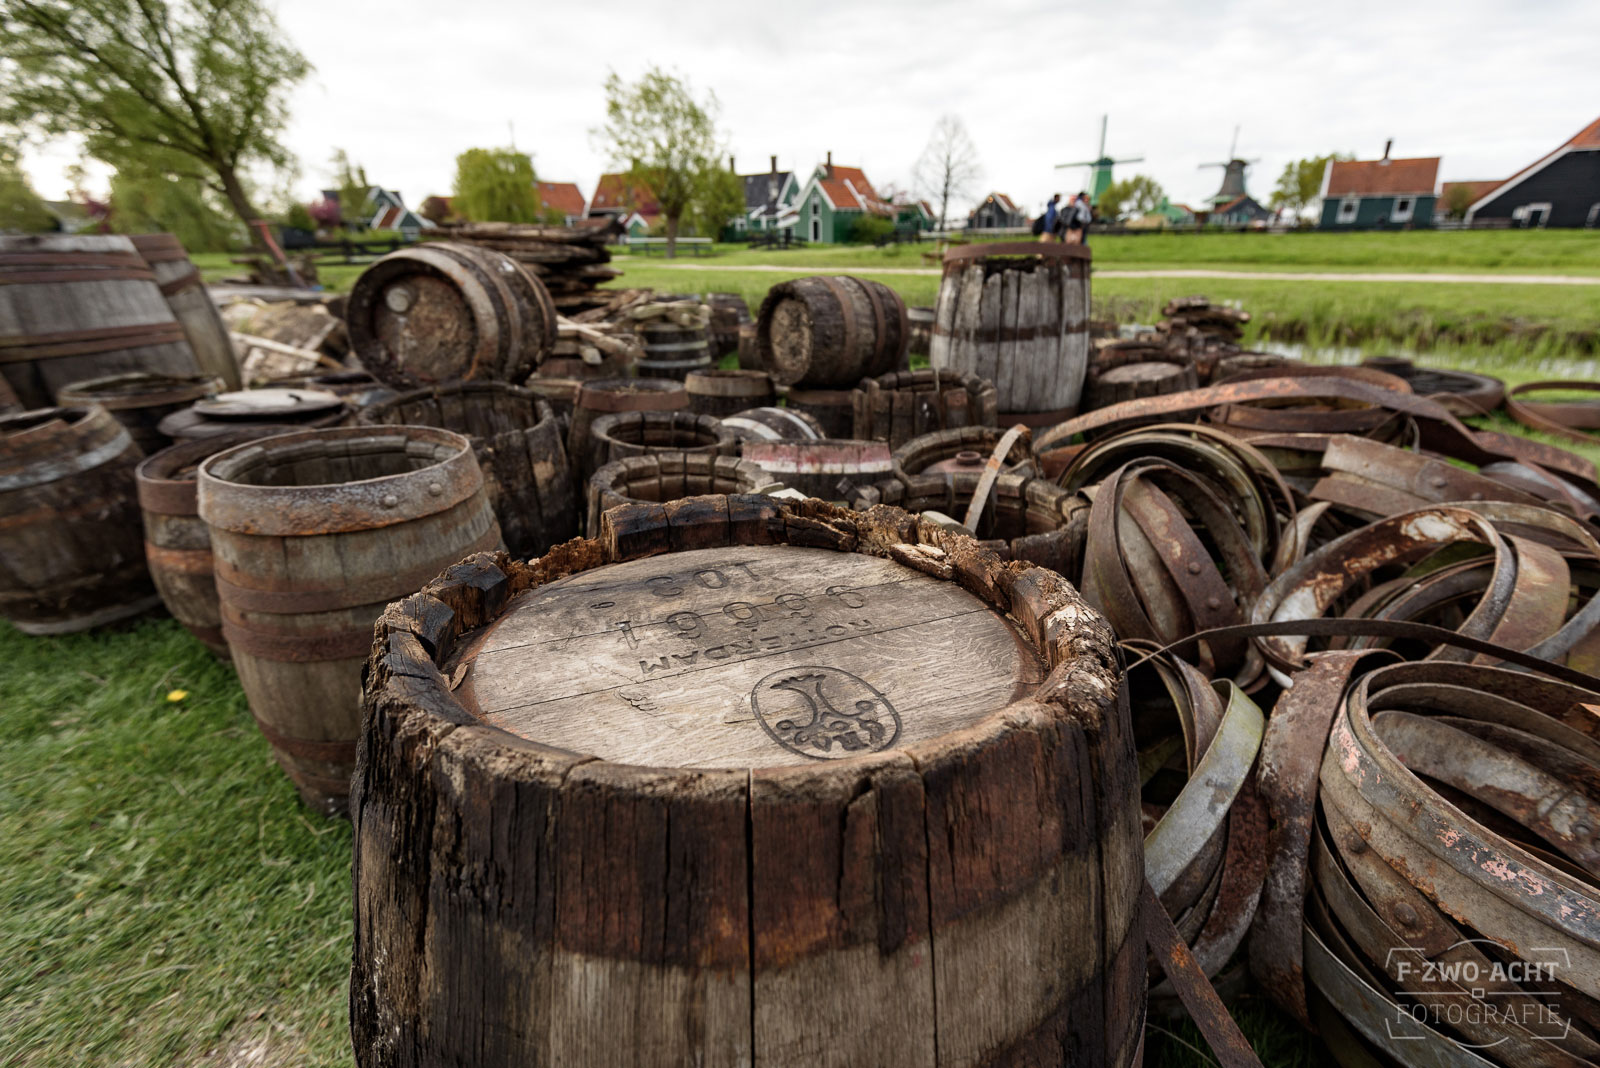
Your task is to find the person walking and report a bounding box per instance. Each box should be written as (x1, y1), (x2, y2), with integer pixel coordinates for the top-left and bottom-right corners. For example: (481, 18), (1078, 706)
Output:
(1064, 191), (1092, 246)
(1038, 193), (1061, 242)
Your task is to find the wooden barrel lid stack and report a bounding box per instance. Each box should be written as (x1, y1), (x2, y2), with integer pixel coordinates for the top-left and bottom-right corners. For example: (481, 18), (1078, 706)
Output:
(353, 496), (1142, 1067)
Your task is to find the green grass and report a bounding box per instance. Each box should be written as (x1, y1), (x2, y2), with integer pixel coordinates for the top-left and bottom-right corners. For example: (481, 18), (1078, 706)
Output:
(0, 618), (352, 1067)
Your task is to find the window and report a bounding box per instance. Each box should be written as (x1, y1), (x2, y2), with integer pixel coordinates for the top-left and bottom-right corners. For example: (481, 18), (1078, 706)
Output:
(811, 197), (820, 216)
(1337, 197), (1359, 223)
(1392, 197), (1414, 224)
(1588, 203), (1600, 229)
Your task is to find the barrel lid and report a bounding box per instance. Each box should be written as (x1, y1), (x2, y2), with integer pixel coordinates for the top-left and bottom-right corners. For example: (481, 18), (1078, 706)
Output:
(193, 388), (343, 418)
(457, 545), (1043, 769)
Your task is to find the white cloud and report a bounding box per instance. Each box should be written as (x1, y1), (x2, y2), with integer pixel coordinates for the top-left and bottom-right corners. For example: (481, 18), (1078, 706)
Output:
(21, 0), (1600, 219)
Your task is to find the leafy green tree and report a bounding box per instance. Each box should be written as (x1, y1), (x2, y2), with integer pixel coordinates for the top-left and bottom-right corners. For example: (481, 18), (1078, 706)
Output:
(1271, 154), (1352, 215)
(848, 213), (896, 245)
(0, 0), (311, 248)
(1442, 184), (1477, 220)
(108, 153), (240, 251)
(452, 148), (541, 223)
(330, 149), (373, 228)
(1099, 174), (1165, 220)
(687, 164), (744, 240)
(597, 67), (726, 257)
(0, 147), (53, 232)
(284, 202), (314, 232)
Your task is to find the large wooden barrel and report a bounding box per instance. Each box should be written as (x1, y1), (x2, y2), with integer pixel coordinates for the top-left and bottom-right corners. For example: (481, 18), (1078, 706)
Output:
(786, 386), (854, 438)
(741, 438), (893, 500)
(565, 378), (688, 484)
(57, 371), (222, 454)
(852, 368), (999, 448)
(135, 429), (287, 657)
(128, 233), (241, 390)
(353, 496), (1142, 1068)
(0, 406), (159, 634)
(346, 242), (557, 390)
(636, 320), (713, 380)
(358, 382), (579, 559)
(930, 243), (1091, 415)
(586, 451), (774, 531)
(685, 368), (776, 418)
(0, 234), (204, 409)
(198, 425), (502, 814)
(720, 405), (826, 442)
(755, 275), (909, 387)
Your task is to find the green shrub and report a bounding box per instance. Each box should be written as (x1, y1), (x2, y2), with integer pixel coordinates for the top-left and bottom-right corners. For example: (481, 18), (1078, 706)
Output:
(847, 214), (895, 244)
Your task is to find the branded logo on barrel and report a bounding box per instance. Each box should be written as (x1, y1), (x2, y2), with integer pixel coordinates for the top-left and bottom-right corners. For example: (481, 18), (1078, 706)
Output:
(1385, 941), (1569, 1045)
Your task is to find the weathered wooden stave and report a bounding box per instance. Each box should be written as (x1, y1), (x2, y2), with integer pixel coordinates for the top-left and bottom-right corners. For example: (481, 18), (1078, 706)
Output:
(583, 410), (737, 494)
(358, 381), (578, 559)
(636, 321), (713, 380)
(564, 377), (688, 486)
(352, 496), (1143, 1067)
(755, 275), (909, 387)
(1083, 361), (1200, 411)
(851, 368), (999, 448)
(56, 371), (223, 455)
(128, 233), (241, 390)
(684, 368), (777, 418)
(0, 406), (159, 634)
(586, 450), (774, 531)
(706, 291), (751, 358)
(0, 234), (205, 409)
(929, 243), (1091, 415)
(785, 386), (854, 438)
(198, 425), (502, 814)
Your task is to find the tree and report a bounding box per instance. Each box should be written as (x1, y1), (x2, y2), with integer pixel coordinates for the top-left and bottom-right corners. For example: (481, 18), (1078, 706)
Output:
(330, 149), (373, 228)
(686, 164), (744, 241)
(1099, 175), (1165, 220)
(1442, 184), (1477, 220)
(419, 195), (455, 226)
(1271, 154), (1352, 215)
(0, 147), (54, 233)
(307, 197), (342, 229)
(452, 147), (541, 224)
(0, 0), (311, 249)
(598, 67), (726, 257)
(913, 115), (981, 231)
(108, 152), (240, 251)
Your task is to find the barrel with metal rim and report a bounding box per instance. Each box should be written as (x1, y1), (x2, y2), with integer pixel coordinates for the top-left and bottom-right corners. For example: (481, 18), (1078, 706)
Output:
(129, 233), (241, 390)
(930, 243), (1091, 415)
(0, 234), (204, 409)
(636, 320), (713, 380)
(786, 387), (854, 438)
(198, 425), (502, 814)
(586, 451), (774, 532)
(57, 371), (222, 454)
(851, 368), (999, 448)
(346, 242), (557, 390)
(582, 410), (737, 496)
(566, 377), (689, 487)
(707, 291), (751, 357)
(740, 437), (893, 501)
(755, 275), (909, 387)
(0, 406), (158, 634)
(720, 405), (826, 443)
(685, 368), (776, 418)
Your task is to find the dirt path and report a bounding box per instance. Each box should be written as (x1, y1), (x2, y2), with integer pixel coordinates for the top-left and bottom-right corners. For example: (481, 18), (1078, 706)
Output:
(620, 261), (1600, 286)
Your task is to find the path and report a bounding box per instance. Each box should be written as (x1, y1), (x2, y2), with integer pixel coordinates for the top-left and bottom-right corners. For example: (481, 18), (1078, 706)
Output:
(619, 262), (1600, 286)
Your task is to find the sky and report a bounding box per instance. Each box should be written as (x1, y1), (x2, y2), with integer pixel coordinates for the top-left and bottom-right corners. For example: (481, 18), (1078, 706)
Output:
(20, 0), (1600, 221)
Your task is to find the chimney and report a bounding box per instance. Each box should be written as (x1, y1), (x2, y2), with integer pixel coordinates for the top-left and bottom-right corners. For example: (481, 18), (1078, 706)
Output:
(826, 150), (832, 176)
(1382, 139), (1393, 162)
(770, 154), (778, 174)
(729, 154), (736, 172)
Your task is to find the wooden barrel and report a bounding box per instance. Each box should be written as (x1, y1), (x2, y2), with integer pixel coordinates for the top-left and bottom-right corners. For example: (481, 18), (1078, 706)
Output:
(0, 234), (204, 409)
(741, 438), (892, 500)
(720, 406), (826, 442)
(736, 322), (760, 370)
(586, 451), (774, 532)
(566, 378), (688, 485)
(135, 429), (288, 657)
(637, 321), (713, 380)
(198, 425), (502, 814)
(1082, 361), (1199, 411)
(353, 496), (1142, 1068)
(346, 242), (557, 390)
(583, 411), (737, 491)
(56, 371), (223, 454)
(685, 368), (776, 418)
(0, 406), (159, 634)
(852, 369), (999, 448)
(930, 243), (1091, 414)
(358, 382), (579, 559)
(707, 291), (751, 357)
(128, 233), (241, 390)
(158, 388), (348, 441)
(786, 387), (854, 438)
(755, 275), (909, 387)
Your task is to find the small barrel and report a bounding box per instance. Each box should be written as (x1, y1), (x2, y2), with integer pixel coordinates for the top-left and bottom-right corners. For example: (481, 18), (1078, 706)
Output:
(740, 437), (892, 500)
(0, 406), (159, 634)
(56, 371), (222, 454)
(134, 429), (287, 657)
(852, 369), (999, 448)
(566, 378), (688, 485)
(720, 406), (826, 442)
(785, 387), (854, 438)
(685, 369), (777, 418)
(755, 275), (909, 387)
(586, 450), (773, 531)
(636, 320), (713, 380)
(353, 497), (1141, 1068)
(0, 234), (205, 409)
(346, 242), (557, 390)
(129, 233), (241, 390)
(359, 382), (579, 559)
(583, 410), (737, 492)
(706, 292), (752, 357)
(198, 425), (502, 814)
(930, 243), (1091, 414)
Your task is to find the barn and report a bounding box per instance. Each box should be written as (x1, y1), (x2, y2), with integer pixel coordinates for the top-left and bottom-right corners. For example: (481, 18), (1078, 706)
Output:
(1467, 116), (1600, 229)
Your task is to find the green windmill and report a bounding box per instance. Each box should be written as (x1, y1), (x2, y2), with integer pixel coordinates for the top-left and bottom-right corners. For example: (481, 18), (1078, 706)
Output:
(1056, 115), (1144, 207)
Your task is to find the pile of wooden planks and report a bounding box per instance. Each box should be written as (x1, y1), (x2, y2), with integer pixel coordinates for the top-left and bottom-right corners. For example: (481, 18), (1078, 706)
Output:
(424, 221), (623, 314)
(1157, 295), (1250, 349)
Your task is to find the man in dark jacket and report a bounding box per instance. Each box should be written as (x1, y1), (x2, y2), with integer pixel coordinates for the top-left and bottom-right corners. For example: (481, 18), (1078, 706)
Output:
(1064, 192), (1092, 245)
(1039, 194), (1061, 242)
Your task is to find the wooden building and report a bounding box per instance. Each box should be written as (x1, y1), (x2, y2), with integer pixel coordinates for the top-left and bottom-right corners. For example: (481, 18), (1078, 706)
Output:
(1210, 194), (1272, 227)
(586, 174), (660, 238)
(789, 153), (895, 243)
(1318, 146), (1439, 229)
(534, 181), (587, 226)
(736, 156), (799, 235)
(967, 192), (1027, 230)
(1466, 116), (1600, 228)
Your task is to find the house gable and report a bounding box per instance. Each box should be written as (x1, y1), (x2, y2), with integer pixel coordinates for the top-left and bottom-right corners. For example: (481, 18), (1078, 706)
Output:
(1469, 116), (1600, 227)
(535, 181), (587, 222)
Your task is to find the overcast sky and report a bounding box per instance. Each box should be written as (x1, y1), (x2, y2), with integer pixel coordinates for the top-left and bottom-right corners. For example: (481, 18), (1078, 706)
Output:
(20, 0), (1600, 219)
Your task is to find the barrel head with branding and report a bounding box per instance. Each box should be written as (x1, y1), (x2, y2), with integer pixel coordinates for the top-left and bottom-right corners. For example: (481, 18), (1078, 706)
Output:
(461, 545), (1043, 767)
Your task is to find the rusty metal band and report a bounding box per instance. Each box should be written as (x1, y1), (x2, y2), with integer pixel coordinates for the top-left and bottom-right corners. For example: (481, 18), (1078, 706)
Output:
(250, 712), (357, 764)
(214, 525), (500, 615)
(1142, 881), (1266, 1068)
(129, 236), (189, 263)
(941, 241), (1093, 265)
(816, 276), (858, 372)
(188, 623), (225, 648)
(1507, 380), (1600, 445)
(144, 543), (213, 575)
(283, 766), (355, 798)
(864, 281), (888, 369)
(0, 251), (149, 268)
(962, 424), (1028, 531)
(198, 425), (483, 535)
(222, 616), (378, 663)
(136, 474), (197, 516)
(0, 322), (186, 363)
(0, 268), (157, 286)
(929, 322), (1071, 343)
(157, 268), (204, 297)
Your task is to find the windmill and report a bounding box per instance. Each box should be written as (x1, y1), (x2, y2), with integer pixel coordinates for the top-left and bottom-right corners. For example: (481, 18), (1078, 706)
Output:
(1200, 126), (1261, 208)
(1056, 115), (1143, 207)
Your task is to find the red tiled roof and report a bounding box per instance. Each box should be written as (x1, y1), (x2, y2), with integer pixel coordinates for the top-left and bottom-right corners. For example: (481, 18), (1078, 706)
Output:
(590, 173), (659, 214)
(1440, 180), (1503, 205)
(373, 205), (403, 229)
(818, 164), (895, 216)
(1566, 115), (1600, 149)
(535, 181), (585, 217)
(1326, 157), (1439, 196)
(991, 192), (1019, 214)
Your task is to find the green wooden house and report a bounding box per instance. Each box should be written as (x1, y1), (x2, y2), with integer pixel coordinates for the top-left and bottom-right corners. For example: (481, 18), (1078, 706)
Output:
(789, 153), (896, 243)
(1319, 146), (1439, 229)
